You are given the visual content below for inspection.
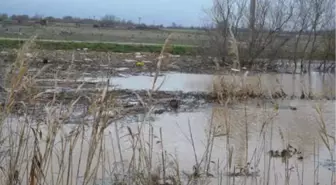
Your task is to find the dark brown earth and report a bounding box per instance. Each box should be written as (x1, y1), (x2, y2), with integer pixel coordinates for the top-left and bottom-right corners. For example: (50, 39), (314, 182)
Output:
(0, 49), (334, 118)
(0, 49), (220, 78)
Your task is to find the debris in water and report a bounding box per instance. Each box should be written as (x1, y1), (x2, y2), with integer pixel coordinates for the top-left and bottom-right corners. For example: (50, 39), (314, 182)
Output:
(231, 68), (240, 72)
(154, 109), (165, 114)
(300, 91), (305, 99)
(319, 159), (336, 172)
(136, 61), (145, 67)
(115, 67), (129, 71)
(281, 149), (291, 158)
(269, 144), (304, 161)
(169, 99), (179, 110)
(124, 59), (136, 63)
(289, 105), (297, 110)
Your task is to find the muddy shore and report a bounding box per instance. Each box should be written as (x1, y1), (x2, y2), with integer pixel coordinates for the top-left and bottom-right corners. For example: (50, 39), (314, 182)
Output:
(1, 49), (334, 78)
(0, 49), (217, 76)
(0, 48), (335, 116)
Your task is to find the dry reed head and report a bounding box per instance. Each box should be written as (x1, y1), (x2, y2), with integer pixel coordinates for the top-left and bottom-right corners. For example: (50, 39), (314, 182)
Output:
(3, 36), (42, 111)
(151, 33), (174, 92)
(212, 74), (262, 102)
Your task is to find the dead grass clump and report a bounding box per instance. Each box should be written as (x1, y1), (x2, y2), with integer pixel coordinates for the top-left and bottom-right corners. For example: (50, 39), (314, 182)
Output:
(211, 74), (286, 102)
(2, 36), (52, 112)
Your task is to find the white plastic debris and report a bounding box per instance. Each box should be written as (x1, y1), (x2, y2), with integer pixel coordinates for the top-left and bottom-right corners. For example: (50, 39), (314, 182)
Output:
(24, 53), (33, 58)
(124, 59), (136, 63)
(231, 68), (240, 72)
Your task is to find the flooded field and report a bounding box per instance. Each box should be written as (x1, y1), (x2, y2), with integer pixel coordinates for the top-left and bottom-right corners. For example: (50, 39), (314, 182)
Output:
(80, 71), (335, 98)
(1, 100), (335, 185)
(0, 48), (335, 185)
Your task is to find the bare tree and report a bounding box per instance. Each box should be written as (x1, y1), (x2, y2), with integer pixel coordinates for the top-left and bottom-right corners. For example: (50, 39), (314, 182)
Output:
(203, 0), (333, 73)
(291, 0), (311, 73)
(200, 0), (248, 69)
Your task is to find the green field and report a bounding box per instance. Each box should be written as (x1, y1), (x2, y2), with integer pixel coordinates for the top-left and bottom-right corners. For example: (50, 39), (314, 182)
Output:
(0, 37), (196, 55)
(0, 24), (334, 60)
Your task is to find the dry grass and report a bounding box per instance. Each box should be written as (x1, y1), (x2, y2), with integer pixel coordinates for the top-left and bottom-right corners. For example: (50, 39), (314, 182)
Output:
(211, 73), (287, 103)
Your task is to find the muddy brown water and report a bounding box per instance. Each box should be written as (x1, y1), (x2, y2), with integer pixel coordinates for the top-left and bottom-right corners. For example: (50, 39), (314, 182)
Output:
(1, 100), (334, 185)
(80, 71), (335, 98)
(68, 71), (336, 184)
(0, 71), (335, 185)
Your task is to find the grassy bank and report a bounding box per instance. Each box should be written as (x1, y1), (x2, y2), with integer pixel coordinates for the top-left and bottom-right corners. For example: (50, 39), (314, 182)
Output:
(0, 38), (196, 55)
(0, 38), (334, 60)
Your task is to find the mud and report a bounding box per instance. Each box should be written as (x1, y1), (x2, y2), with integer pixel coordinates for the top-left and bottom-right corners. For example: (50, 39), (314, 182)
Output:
(0, 49), (216, 77)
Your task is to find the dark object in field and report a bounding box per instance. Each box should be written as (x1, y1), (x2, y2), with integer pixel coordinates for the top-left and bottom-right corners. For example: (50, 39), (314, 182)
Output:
(268, 150), (281, 157)
(123, 104), (134, 108)
(43, 58), (48, 64)
(93, 24), (100, 28)
(40, 19), (48, 26)
(0, 85), (6, 92)
(300, 91), (305, 99)
(281, 149), (291, 158)
(269, 144), (303, 161)
(0, 102), (4, 110)
(154, 109), (165, 114)
(256, 102), (261, 107)
(289, 106), (297, 110)
(169, 99), (179, 110)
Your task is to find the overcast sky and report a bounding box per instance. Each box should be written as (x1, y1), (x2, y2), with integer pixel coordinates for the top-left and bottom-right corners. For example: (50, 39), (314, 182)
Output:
(0, 0), (212, 26)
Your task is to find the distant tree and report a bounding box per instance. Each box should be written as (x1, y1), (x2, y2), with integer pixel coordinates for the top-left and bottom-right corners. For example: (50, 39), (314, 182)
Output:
(0, 14), (8, 21)
(45, 16), (55, 22)
(62, 16), (73, 21)
(10, 14), (29, 23)
(40, 19), (48, 26)
(126, 20), (133, 25)
(31, 14), (43, 20)
(101, 14), (118, 22)
(101, 14), (120, 27)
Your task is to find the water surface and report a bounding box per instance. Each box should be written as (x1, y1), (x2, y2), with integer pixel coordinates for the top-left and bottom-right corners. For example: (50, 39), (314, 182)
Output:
(2, 100), (334, 185)
(80, 72), (335, 98)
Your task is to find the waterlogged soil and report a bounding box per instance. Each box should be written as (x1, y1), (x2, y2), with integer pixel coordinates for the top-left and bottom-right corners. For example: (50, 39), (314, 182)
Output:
(0, 49), (217, 76)
(1, 49), (334, 78)
(0, 49), (336, 185)
(1, 61), (335, 118)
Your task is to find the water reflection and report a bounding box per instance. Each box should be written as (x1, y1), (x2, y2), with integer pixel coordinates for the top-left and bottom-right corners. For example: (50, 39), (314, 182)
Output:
(126, 100), (335, 185)
(80, 72), (335, 98)
(1, 99), (334, 185)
